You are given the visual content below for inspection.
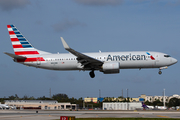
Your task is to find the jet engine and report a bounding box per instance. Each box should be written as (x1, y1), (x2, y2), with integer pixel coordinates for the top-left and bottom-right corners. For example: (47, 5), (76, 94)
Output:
(102, 62), (120, 74)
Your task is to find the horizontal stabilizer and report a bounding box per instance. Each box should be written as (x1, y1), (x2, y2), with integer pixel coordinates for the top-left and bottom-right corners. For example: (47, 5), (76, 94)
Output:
(4, 52), (26, 60)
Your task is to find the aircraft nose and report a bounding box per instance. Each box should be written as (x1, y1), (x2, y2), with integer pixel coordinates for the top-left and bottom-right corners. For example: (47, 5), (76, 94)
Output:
(172, 58), (178, 64)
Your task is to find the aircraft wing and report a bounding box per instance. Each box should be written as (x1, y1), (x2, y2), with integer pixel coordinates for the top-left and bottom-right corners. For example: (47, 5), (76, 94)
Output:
(4, 52), (26, 60)
(61, 37), (103, 69)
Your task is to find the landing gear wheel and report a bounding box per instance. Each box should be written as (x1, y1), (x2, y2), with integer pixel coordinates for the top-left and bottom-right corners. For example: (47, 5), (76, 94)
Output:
(89, 70), (95, 78)
(158, 71), (162, 75)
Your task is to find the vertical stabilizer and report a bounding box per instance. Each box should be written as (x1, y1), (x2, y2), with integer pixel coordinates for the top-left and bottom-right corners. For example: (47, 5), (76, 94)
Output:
(7, 25), (49, 56)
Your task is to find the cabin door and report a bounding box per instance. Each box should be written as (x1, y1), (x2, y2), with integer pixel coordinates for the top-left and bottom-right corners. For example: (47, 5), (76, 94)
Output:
(37, 57), (41, 65)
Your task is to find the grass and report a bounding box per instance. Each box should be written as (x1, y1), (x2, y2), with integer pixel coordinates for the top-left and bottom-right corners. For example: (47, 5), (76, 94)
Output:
(75, 118), (180, 120)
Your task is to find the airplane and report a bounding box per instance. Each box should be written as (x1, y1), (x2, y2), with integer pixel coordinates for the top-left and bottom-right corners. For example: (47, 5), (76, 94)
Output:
(4, 25), (178, 78)
(141, 102), (167, 110)
(141, 102), (154, 110)
(156, 106), (167, 110)
(0, 104), (9, 109)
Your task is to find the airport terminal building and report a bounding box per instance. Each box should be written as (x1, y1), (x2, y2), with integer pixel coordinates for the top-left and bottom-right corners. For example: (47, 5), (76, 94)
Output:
(5, 100), (77, 110)
(103, 102), (142, 110)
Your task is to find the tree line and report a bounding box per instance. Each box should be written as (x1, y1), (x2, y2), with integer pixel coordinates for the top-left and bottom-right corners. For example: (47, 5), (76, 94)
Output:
(1, 94), (180, 108)
(0, 94), (85, 108)
(144, 98), (180, 108)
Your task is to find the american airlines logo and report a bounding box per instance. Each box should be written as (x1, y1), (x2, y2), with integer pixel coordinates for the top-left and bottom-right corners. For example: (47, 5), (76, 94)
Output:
(107, 54), (146, 61)
(146, 52), (155, 60)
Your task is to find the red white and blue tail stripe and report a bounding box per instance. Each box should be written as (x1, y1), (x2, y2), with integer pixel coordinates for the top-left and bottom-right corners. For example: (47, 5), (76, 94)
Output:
(7, 24), (49, 56)
(7, 25), (49, 62)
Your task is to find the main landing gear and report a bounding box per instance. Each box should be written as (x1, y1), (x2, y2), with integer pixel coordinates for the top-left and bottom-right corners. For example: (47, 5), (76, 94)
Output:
(89, 70), (95, 78)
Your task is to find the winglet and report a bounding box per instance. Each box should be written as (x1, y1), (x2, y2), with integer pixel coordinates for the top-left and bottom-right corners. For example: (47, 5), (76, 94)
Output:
(61, 37), (70, 49)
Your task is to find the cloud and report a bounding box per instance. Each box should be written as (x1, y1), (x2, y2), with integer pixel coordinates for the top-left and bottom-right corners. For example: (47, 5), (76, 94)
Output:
(0, 0), (30, 12)
(134, 0), (180, 6)
(166, 0), (180, 7)
(52, 19), (85, 32)
(74, 0), (123, 6)
(46, 72), (59, 81)
(35, 20), (43, 25)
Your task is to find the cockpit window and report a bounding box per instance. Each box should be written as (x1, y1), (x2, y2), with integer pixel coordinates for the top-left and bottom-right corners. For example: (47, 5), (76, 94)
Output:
(164, 55), (171, 57)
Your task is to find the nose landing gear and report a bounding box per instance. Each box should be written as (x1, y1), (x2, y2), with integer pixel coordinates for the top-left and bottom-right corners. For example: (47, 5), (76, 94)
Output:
(158, 66), (168, 75)
(158, 70), (162, 75)
(89, 70), (95, 78)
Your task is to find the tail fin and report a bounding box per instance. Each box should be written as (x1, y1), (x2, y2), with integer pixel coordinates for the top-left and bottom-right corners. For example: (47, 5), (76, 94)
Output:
(7, 25), (49, 56)
(141, 102), (149, 109)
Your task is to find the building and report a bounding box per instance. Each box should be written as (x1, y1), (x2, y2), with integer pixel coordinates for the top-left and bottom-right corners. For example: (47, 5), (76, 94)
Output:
(5, 100), (77, 110)
(168, 94), (180, 102)
(144, 95), (168, 103)
(130, 98), (140, 102)
(103, 102), (142, 110)
(84, 98), (98, 103)
(145, 95), (153, 102)
(103, 94), (147, 102)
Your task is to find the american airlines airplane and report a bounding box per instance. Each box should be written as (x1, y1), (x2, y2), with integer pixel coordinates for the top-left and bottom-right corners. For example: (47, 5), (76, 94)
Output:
(5, 25), (178, 78)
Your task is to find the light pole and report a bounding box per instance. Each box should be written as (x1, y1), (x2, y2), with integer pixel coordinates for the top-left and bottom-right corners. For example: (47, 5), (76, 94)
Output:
(127, 89), (128, 100)
(122, 89), (123, 98)
(163, 89), (165, 107)
(99, 89), (101, 98)
(99, 89), (101, 109)
(127, 88), (129, 110)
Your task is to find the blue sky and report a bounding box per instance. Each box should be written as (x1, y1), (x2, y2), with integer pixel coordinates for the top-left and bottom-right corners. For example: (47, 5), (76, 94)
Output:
(0, 0), (180, 99)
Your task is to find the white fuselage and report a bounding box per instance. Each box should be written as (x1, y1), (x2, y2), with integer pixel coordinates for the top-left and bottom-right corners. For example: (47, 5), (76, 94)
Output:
(21, 51), (177, 71)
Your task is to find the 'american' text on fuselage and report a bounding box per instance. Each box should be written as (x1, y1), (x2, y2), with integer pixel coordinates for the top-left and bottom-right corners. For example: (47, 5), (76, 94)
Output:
(107, 54), (146, 61)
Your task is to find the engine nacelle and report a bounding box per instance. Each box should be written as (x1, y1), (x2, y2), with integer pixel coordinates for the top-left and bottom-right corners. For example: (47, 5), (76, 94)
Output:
(102, 62), (120, 74)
